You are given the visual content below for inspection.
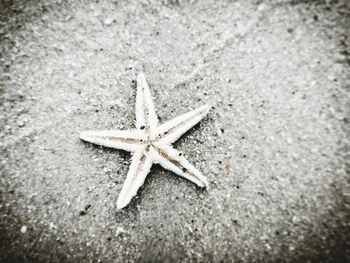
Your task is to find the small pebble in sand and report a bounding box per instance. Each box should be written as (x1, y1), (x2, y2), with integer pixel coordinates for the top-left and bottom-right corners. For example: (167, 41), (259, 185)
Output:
(20, 225), (27, 234)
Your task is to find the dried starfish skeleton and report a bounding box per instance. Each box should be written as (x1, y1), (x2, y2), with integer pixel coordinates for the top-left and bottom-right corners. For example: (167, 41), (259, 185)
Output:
(80, 73), (210, 210)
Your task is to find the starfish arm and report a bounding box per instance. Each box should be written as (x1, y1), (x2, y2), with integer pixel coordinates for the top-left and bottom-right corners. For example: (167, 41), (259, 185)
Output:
(80, 129), (146, 152)
(153, 144), (209, 188)
(155, 105), (210, 145)
(135, 73), (158, 133)
(117, 148), (153, 210)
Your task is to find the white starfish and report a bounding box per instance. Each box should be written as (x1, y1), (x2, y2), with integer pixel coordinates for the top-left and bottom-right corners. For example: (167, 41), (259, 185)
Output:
(80, 73), (210, 210)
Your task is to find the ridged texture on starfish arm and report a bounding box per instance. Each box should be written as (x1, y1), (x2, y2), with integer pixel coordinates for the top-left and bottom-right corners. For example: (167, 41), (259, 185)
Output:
(153, 144), (209, 188)
(80, 130), (146, 152)
(117, 148), (154, 210)
(135, 72), (158, 133)
(155, 105), (210, 145)
(80, 72), (210, 210)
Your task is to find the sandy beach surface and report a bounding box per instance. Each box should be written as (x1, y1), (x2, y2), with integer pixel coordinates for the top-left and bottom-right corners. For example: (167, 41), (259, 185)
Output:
(1, 0), (349, 262)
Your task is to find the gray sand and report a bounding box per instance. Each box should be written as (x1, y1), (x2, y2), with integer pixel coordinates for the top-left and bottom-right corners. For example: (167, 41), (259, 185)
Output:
(1, 0), (350, 262)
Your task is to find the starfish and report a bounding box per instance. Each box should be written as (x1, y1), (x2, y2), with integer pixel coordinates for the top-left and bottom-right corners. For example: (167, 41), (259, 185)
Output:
(80, 73), (210, 210)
